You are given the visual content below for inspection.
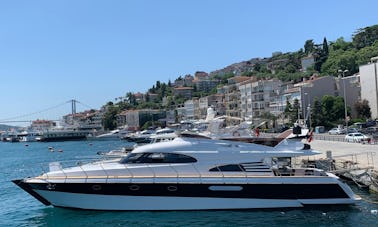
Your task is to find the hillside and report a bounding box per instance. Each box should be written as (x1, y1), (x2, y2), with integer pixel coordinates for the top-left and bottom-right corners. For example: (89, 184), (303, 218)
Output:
(0, 124), (21, 131)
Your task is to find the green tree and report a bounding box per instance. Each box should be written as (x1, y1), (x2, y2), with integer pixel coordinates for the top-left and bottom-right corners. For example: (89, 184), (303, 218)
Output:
(254, 62), (262, 72)
(156, 81), (161, 89)
(284, 99), (292, 119)
(354, 99), (372, 119)
(356, 41), (378, 65)
(292, 99), (301, 123)
(304, 39), (315, 54)
(329, 37), (353, 51)
(321, 49), (358, 75)
(145, 93), (150, 102)
(314, 37), (329, 72)
(284, 99), (301, 124)
(321, 95), (346, 125)
(352, 25), (378, 49)
(311, 97), (324, 127)
(102, 103), (119, 130)
(126, 92), (137, 106)
(323, 37), (329, 56)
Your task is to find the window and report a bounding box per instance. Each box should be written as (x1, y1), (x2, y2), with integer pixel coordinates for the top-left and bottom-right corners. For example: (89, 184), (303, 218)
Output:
(120, 152), (197, 164)
(209, 164), (244, 172)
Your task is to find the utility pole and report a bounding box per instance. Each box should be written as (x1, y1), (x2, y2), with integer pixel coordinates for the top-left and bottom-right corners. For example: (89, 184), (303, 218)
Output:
(338, 70), (349, 131)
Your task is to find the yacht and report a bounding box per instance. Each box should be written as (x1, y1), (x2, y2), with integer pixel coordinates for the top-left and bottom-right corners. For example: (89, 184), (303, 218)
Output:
(13, 135), (359, 210)
(122, 129), (155, 144)
(94, 129), (130, 141)
(98, 132), (178, 158)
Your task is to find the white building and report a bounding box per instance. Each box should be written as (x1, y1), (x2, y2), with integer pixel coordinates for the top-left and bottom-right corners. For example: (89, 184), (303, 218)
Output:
(359, 57), (378, 119)
(239, 78), (281, 120)
(183, 99), (199, 120)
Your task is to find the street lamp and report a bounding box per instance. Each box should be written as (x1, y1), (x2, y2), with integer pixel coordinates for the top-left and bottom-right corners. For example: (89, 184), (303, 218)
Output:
(303, 92), (308, 127)
(338, 69), (349, 131)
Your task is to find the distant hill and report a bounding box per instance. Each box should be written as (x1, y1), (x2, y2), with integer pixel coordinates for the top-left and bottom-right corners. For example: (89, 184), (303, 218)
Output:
(0, 124), (21, 131)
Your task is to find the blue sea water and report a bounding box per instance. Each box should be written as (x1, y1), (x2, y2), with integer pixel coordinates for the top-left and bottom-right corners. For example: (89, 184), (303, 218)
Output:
(1, 140), (377, 227)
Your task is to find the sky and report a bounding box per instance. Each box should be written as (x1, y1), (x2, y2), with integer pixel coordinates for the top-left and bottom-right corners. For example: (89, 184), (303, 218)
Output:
(0, 0), (377, 126)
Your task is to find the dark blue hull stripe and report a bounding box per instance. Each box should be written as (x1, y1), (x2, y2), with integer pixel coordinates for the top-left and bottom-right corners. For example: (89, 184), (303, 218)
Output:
(20, 182), (349, 200)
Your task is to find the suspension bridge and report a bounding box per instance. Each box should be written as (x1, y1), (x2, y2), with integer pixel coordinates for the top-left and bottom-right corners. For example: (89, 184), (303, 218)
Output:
(0, 100), (93, 124)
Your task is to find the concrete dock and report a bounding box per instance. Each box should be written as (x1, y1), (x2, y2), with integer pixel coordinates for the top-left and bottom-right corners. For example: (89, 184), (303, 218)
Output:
(309, 140), (377, 170)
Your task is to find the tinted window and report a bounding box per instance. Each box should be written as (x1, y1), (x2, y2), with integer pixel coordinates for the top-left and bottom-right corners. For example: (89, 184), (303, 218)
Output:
(120, 152), (197, 164)
(209, 164), (244, 172)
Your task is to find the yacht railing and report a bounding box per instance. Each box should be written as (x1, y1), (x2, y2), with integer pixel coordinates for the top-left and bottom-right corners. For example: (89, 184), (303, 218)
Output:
(30, 159), (329, 184)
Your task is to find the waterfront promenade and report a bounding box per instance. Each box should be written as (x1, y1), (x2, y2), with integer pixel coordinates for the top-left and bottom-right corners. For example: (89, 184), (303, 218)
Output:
(309, 139), (377, 170)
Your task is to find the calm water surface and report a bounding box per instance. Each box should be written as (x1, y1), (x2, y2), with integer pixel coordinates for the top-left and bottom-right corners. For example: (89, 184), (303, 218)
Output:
(1, 140), (377, 227)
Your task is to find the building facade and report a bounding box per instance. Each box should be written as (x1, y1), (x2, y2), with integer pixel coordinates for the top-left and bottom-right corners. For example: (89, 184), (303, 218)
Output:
(123, 109), (166, 130)
(359, 57), (378, 119)
(173, 87), (193, 99)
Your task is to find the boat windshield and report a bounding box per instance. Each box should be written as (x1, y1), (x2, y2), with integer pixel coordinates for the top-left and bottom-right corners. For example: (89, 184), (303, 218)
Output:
(119, 152), (197, 164)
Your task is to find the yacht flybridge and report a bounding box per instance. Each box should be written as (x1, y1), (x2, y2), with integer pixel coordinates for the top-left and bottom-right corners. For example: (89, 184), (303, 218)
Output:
(13, 135), (359, 210)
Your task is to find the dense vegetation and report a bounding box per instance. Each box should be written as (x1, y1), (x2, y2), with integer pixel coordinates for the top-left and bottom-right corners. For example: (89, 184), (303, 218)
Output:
(102, 24), (378, 130)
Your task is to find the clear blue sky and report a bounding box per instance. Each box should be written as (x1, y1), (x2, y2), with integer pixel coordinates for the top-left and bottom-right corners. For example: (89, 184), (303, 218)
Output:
(1, 0), (377, 126)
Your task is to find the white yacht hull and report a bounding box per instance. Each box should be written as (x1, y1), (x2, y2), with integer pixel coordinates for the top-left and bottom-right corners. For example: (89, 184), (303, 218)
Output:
(33, 190), (356, 210)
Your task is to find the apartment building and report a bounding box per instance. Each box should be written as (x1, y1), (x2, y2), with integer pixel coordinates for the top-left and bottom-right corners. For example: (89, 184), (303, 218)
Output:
(359, 57), (378, 119)
(123, 109), (166, 130)
(337, 74), (361, 118)
(274, 76), (339, 122)
(239, 78), (282, 120)
(183, 99), (199, 120)
(173, 86), (193, 99)
(198, 94), (225, 119)
(193, 71), (219, 92)
(220, 76), (250, 122)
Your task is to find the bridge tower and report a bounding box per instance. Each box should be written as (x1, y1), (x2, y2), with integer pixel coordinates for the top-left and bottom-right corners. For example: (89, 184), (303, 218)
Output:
(71, 99), (77, 115)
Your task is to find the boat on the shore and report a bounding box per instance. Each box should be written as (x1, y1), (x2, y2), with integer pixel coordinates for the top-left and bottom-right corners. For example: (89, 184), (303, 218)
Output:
(13, 131), (359, 210)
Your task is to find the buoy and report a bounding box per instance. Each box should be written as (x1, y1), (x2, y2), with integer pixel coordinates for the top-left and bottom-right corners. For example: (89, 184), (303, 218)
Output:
(89, 143), (93, 146)
(25, 144), (29, 147)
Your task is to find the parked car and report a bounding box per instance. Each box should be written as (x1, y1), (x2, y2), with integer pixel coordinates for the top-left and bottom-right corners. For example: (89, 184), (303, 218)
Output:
(364, 126), (378, 135)
(344, 133), (370, 143)
(346, 128), (359, 133)
(328, 128), (346, 135)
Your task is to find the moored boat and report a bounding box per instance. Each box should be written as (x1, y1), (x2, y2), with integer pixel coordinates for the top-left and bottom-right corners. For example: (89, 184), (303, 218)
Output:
(13, 135), (359, 210)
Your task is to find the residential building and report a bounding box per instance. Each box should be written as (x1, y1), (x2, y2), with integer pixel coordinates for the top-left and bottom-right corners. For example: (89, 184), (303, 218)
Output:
(174, 74), (194, 87)
(31, 119), (56, 130)
(183, 99), (199, 120)
(336, 74), (361, 118)
(198, 94), (225, 119)
(62, 110), (103, 130)
(239, 78), (281, 124)
(173, 87), (193, 99)
(278, 76), (339, 125)
(301, 55), (315, 71)
(193, 71), (219, 92)
(359, 57), (378, 119)
(117, 110), (128, 127)
(220, 76), (250, 123)
(134, 92), (145, 103)
(123, 109), (166, 130)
